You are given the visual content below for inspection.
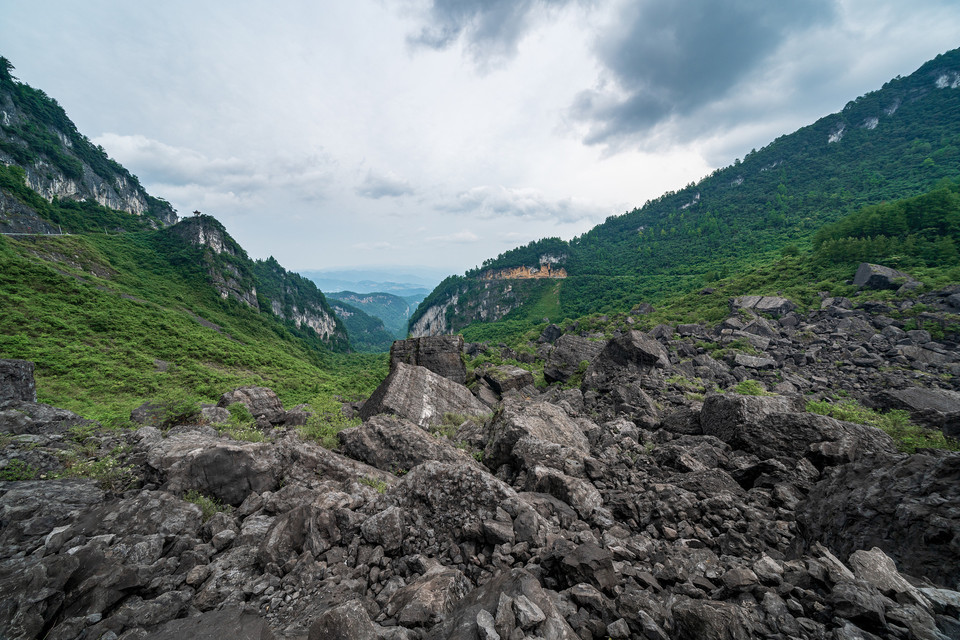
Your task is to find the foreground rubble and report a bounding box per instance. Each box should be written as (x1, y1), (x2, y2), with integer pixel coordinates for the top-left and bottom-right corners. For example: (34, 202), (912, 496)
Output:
(2, 283), (960, 639)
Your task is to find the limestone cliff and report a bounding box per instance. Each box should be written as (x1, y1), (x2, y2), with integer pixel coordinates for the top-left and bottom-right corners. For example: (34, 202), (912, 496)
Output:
(480, 262), (567, 280)
(0, 57), (177, 228)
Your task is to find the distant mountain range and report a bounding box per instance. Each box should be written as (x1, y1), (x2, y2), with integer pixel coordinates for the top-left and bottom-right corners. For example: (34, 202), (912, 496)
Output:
(300, 267), (446, 297)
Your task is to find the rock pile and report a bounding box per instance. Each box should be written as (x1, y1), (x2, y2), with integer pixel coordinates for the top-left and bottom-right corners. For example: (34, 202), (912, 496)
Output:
(2, 280), (960, 639)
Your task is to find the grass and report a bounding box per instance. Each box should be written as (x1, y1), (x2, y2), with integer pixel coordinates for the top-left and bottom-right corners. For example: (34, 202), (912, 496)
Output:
(359, 476), (388, 493)
(807, 398), (960, 453)
(734, 379), (774, 396)
(184, 489), (233, 522)
(0, 233), (389, 429)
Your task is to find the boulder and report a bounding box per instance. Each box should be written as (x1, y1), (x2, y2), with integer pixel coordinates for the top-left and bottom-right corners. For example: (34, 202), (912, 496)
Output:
(390, 335), (467, 384)
(307, 601), (381, 640)
(592, 330), (670, 372)
(853, 263), (919, 290)
(543, 334), (605, 383)
(360, 363), (490, 428)
(392, 461), (548, 547)
(0, 359), (36, 404)
(872, 387), (960, 435)
(730, 296), (796, 318)
(482, 365), (535, 396)
(338, 415), (479, 473)
(217, 387), (286, 427)
(797, 451), (960, 587)
(386, 565), (472, 627)
(144, 429), (280, 506)
(701, 394), (897, 464)
(542, 539), (618, 592)
(484, 399), (591, 474)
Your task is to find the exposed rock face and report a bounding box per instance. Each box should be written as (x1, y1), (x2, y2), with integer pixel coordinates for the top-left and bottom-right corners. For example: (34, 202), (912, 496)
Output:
(0, 86), (177, 226)
(360, 362), (490, 428)
(338, 415), (480, 472)
(854, 262), (919, 290)
(543, 334), (605, 384)
(390, 335), (467, 384)
(0, 359), (36, 403)
(872, 386), (960, 435)
(797, 452), (960, 587)
(0, 190), (59, 234)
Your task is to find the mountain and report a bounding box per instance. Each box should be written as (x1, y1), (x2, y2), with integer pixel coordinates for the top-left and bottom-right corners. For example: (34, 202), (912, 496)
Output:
(328, 290), (425, 339)
(0, 58), (376, 424)
(412, 47), (960, 337)
(301, 267), (442, 297)
(328, 298), (397, 353)
(0, 57), (176, 230)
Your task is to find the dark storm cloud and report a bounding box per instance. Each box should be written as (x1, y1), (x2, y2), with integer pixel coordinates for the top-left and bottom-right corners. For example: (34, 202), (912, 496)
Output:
(572, 0), (836, 146)
(409, 0), (577, 63)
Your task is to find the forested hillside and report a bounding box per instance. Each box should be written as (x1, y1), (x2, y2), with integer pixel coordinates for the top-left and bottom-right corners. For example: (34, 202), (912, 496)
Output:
(412, 48), (960, 334)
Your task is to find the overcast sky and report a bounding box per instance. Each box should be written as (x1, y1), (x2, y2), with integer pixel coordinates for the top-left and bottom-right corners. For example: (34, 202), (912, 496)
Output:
(2, 1), (959, 276)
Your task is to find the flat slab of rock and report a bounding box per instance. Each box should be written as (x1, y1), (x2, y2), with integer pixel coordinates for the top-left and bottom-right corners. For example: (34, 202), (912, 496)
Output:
(359, 362), (490, 428)
(853, 262), (918, 290)
(338, 414), (479, 473)
(731, 296), (796, 318)
(484, 399), (591, 473)
(873, 387), (960, 434)
(391, 335), (467, 384)
(142, 606), (275, 640)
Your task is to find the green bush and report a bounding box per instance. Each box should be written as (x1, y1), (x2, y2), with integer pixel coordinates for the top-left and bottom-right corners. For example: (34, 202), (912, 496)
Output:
(184, 489), (233, 522)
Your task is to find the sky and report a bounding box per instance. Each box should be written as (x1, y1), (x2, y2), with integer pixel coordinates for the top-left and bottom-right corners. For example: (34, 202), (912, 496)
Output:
(2, 1), (959, 278)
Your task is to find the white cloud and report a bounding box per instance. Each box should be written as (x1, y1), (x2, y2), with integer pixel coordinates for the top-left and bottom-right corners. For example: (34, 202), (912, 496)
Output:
(441, 185), (608, 223)
(425, 230), (481, 244)
(356, 170), (415, 199)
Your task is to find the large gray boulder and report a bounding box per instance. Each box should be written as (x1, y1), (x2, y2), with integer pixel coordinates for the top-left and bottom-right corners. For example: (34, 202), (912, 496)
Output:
(217, 387), (286, 427)
(359, 363), (490, 428)
(0, 359), (36, 404)
(337, 414), (480, 473)
(701, 394), (898, 464)
(543, 334), (605, 384)
(730, 296), (796, 318)
(143, 429), (281, 506)
(390, 335), (467, 384)
(391, 461), (549, 547)
(872, 387), (960, 435)
(853, 262), (919, 290)
(797, 451), (960, 587)
(484, 399), (591, 474)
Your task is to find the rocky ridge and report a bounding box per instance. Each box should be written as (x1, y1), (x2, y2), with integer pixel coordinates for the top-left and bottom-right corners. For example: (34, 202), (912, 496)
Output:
(2, 275), (960, 639)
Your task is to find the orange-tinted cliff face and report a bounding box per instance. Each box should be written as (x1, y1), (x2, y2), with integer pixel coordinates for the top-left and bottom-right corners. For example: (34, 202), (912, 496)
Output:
(480, 263), (567, 280)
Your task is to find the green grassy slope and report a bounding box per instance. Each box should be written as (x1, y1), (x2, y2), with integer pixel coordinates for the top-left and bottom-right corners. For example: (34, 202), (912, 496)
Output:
(0, 230), (387, 426)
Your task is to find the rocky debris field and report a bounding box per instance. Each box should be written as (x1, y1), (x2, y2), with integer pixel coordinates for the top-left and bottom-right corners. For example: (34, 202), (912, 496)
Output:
(2, 275), (960, 640)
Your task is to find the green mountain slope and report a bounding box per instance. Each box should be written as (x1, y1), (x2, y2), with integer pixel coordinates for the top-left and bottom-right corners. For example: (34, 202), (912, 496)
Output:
(0, 57), (384, 424)
(328, 299), (397, 353)
(0, 58), (176, 227)
(413, 47), (960, 336)
(328, 290), (423, 339)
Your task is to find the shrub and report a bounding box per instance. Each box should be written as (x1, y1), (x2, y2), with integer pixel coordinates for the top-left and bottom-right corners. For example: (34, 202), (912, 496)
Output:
(806, 399), (960, 453)
(184, 489), (233, 522)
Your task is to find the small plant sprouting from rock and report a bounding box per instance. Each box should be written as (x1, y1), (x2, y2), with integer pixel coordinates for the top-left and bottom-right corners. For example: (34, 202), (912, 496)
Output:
(0, 458), (38, 481)
(184, 489), (233, 523)
(360, 476), (388, 494)
(734, 379), (774, 396)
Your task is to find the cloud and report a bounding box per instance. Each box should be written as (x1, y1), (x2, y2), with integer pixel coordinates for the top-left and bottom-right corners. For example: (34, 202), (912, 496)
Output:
(93, 133), (334, 206)
(407, 0), (578, 66)
(350, 240), (394, 251)
(570, 0), (835, 148)
(426, 230), (481, 244)
(441, 185), (607, 223)
(356, 169), (415, 199)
